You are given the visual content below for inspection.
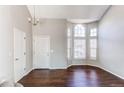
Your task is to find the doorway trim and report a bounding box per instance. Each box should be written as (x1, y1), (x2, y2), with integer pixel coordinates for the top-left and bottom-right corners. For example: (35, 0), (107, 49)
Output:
(13, 27), (26, 82)
(33, 35), (51, 69)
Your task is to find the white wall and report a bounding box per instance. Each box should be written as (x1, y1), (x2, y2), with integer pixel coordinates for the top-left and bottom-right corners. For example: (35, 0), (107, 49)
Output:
(33, 20), (99, 69)
(0, 6), (32, 82)
(33, 19), (67, 69)
(98, 6), (124, 79)
(0, 6), (13, 82)
(11, 6), (33, 75)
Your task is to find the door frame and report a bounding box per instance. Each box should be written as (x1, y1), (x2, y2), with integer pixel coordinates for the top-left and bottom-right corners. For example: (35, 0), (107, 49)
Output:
(13, 27), (26, 82)
(33, 35), (51, 69)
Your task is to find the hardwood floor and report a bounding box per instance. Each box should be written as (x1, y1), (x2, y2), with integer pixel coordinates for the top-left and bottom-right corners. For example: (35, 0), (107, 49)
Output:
(18, 65), (124, 87)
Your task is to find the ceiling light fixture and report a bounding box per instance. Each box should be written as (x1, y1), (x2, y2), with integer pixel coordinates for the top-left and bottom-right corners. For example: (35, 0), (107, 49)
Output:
(28, 6), (40, 26)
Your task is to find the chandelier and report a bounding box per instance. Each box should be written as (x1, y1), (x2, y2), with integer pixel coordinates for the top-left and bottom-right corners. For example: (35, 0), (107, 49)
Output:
(28, 6), (40, 26)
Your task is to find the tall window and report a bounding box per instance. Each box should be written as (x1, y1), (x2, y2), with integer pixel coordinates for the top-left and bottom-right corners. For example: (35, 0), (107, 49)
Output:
(67, 27), (71, 59)
(67, 23), (98, 61)
(74, 24), (85, 37)
(73, 24), (86, 59)
(89, 28), (97, 60)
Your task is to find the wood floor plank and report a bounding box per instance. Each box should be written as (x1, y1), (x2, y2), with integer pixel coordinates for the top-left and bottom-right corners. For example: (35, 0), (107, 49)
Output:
(18, 65), (124, 87)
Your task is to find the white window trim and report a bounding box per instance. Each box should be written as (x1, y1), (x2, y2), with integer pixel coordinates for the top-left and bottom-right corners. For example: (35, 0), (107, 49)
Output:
(67, 22), (98, 63)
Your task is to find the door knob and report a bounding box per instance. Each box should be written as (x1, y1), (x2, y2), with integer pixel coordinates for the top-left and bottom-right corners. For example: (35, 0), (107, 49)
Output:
(15, 58), (19, 61)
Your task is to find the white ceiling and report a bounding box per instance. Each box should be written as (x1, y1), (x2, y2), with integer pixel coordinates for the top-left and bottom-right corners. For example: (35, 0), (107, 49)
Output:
(27, 5), (110, 23)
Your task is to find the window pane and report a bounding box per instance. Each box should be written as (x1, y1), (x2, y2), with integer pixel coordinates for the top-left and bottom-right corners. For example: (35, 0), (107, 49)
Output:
(67, 28), (71, 37)
(90, 49), (96, 59)
(90, 28), (97, 36)
(90, 39), (97, 48)
(67, 38), (71, 59)
(67, 49), (70, 59)
(74, 24), (85, 37)
(74, 39), (86, 59)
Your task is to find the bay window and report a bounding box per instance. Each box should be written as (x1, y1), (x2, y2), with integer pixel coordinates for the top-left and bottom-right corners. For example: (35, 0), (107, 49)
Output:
(67, 23), (98, 62)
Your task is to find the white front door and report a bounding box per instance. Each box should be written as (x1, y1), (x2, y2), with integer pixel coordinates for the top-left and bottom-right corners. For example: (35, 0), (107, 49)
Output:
(14, 28), (26, 82)
(34, 36), (50, 69)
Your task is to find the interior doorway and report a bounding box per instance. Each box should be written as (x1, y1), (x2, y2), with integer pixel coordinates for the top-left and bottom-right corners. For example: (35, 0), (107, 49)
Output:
(14, 28), (26, 82)
(34, 35), (50, 69)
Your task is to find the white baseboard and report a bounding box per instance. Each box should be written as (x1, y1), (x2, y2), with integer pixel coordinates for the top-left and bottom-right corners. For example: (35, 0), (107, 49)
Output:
(86, 64), (124, 80)
(100, 67), (124, 80)
(14, 68), (33, 83)
(15, 68), (33, 83)
(50, 67), (67, 69)
(67, 63), (88, 68)
(67, 64), (72, 68)
(24, 68), (33, 76)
